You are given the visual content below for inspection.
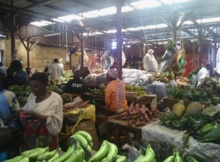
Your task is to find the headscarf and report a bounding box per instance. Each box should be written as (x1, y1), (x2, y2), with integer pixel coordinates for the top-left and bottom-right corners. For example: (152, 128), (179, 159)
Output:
(107, 69), (125, 111)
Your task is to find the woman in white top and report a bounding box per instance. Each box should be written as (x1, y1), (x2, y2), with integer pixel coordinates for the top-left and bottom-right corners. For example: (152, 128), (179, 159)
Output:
(18, 73), (63, 151)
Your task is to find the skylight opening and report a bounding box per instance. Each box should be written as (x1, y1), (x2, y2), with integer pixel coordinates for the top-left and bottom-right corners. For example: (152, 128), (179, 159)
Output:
(131, 0), (161, 9)
(122, 6), (134, 12)
(30, 21), (48, 26)
(127, 28), (141, 31)
(58, 14), (82, 22)
(197, 17), (220, 24)
(51, 18), (65, 23)
(100, 7), (116, 15)
(161, 0), (191, 4)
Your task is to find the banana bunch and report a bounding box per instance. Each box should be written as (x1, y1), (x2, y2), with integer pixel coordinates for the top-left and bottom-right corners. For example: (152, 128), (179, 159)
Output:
(164, 40), (176, 50)
(4, 147), (49, 162)
(163, 148), (183, 162)
(70, 131), (93, 153)
(89, 140), (127, 162)
(167, 67), (175, 80)
(74, 52), (81, 57)
(134, 144), (155, 162)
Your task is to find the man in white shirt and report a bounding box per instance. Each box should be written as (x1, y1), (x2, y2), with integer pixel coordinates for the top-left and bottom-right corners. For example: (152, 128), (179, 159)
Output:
(0, 62), (7, 76)
(143, 49), (158, 72)
(197, 62), (212, 85)
(48, 58), (64, 82)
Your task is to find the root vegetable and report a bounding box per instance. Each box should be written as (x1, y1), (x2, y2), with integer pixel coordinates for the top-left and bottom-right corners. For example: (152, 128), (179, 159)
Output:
(129, 110), (139, 115)
(129, 102), (134, 113)
(135, 104), (139, 111)
(140, 107), (146, 115)
(151, 105), (157, 111)
(144, 114), (150, 122)
(117, 108), (125, 114)
(118, 111), (127, 117)
(152, 110), (159, 115)
(152, 114), (160, 118)
(147, 111), (152, 116)
(130, 114), (139, 119)
(79, 100), (90, 108)
(139, 115), (144, 120)
(135, 120), (146, 126)
(128, 119), (135, 127)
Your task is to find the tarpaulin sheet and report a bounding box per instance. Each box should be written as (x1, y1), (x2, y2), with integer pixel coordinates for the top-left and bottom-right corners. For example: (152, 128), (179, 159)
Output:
(141, 121), (220, 162)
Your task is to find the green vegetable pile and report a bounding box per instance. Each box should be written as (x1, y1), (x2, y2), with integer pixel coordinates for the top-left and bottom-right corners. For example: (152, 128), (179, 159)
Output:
(167, 87), (209, 102)
(9, 85), (32, 107)
(160, 111), (220, 146)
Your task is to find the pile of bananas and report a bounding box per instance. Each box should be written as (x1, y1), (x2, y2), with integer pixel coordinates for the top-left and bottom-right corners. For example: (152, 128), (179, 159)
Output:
(74, 52), (81, 57)
(89, 140), (127, 162)
(171, 62), (181, 76)
(164, 40), (176, 50)
(4, 147), (57, 162)
(148, 72), (170, 84)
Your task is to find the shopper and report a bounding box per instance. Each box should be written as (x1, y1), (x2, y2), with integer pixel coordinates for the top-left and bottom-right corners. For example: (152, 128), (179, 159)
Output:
(48, 58), (64, 82)
(72, 65), (77, 73)
(213, 68), (219, 78)
(18, 73), (63, 151)
(0, 62), (7, 76)
(63, 70), (86, 95)
(197, 62), (212, 85)
(10, 60), (28, 85)
(0, 72), (20, 161)
(105, 69), (128, 116)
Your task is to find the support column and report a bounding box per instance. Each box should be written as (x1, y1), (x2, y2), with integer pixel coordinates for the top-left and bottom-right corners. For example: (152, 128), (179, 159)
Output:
(198, 28), (203, 69)
(27, 38), (30, 75)
(80, 29), (84, 75)
(11, 0), (16, 60)
(116, 2), (123, 79)
(214, 36), (217, 68)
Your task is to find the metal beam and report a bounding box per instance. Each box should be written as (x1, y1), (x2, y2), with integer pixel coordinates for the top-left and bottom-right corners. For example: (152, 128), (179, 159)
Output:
(183, 29), (198, 39)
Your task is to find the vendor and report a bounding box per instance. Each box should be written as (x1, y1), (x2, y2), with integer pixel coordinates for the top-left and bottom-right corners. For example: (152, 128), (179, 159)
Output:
(191, 68), (200, 86)
(63, 70), (86, 95)
(72, 66), (77, 73)
(197, 62), (212, 85)
(143, 49), (158, 72)
(105, 69), (128, 115)
(18, 73), (63, 151)
(10, 60), (29, 85)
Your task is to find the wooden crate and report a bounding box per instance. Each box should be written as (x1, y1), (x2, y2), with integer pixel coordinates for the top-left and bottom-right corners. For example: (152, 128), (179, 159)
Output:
(126, 92), (138, 102)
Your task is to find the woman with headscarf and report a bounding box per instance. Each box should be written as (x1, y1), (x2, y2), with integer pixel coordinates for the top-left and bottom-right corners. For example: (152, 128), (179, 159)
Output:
(105, 69), (128, 116)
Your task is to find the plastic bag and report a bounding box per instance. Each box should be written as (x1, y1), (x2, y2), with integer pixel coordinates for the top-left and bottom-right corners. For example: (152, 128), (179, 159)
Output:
(110, 51), (126, 66)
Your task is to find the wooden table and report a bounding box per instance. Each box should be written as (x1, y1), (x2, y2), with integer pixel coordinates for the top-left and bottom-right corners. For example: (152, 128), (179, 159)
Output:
(0, 127), (23, 154)
(107, 115), (160, 147)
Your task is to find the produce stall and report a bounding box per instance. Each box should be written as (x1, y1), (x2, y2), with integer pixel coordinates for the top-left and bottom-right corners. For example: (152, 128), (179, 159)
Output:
(0, 127), (23, 154)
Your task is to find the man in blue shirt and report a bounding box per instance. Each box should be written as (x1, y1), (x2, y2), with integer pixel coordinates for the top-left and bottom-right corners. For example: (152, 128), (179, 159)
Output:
(0, 72), (20, 161)
(10, 60), (28, 85)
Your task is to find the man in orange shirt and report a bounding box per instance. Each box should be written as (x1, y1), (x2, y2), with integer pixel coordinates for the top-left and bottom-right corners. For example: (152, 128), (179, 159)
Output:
(105, 69), (128, 114)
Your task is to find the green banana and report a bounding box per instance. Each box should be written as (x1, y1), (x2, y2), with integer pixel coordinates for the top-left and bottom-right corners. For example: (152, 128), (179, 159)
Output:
(163, 155), (174, 162)
(3, 156), (24, 162)
(47, 152), (59, 162)
(20, 157), (30, 162)
(88, 140), (109, 162)
(116, 155), (127, 162)
(153, 158), (157, 162)
(37, 149), (57, 161)
(174, 151), (183, 162)
(24, 147), (49, 161)
(21, 148), (43, 156)
(186, 156), (198, 162)
(105, 142), (118, 161)
(66, 142), (85, 162)
(72, 133), (90, 152)
(134, 155), (145, 162)
(53, 146), (75, 162)
(101, 157), (107, 162)
(76, 131), (92, 144)
(137, 144), (155, 162)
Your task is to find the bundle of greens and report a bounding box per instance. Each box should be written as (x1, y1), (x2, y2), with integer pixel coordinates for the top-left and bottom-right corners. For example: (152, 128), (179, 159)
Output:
(167, 87), (208, 102)
(160, 111), (220, 145)
(187, 71), (194, 79)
